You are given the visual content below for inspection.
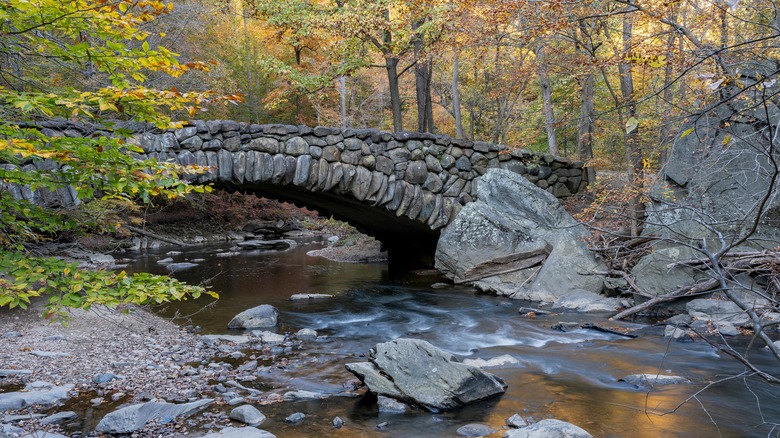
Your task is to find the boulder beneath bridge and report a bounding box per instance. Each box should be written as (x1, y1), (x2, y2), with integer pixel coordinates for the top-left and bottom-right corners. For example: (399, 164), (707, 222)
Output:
(435, 168), (604, 302)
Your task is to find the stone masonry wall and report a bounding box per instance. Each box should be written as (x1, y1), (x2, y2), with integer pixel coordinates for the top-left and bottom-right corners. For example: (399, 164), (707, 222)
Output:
(4, 119), (589, 230)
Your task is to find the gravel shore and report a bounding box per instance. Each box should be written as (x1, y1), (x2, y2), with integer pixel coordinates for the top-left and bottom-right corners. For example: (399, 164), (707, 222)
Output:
(0, 303), (242, 436)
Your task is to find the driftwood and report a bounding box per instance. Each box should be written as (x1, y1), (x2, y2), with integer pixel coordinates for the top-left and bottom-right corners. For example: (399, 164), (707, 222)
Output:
(581, 323), (639, 338)
(610, 278), (720, 321)
(125, 225), (193, 247)
(606, 249), (780, 320)
(456, 244), (552, 284)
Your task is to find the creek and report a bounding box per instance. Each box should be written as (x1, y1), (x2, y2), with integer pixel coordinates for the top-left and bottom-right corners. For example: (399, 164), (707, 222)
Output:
(123, 238), (780, 437)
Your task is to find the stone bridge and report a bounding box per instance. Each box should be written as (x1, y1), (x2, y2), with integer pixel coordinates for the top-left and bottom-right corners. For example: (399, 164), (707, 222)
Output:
(11, 120), (590, 260)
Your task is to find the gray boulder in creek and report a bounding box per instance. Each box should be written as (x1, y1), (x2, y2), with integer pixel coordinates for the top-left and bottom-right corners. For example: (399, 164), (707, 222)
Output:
(95, 399), (213, 434)
(227, 304), (279, 329)
(345, 338), (506, 412)
(503, 419), (593, 438)
(435, 168), (605, 302)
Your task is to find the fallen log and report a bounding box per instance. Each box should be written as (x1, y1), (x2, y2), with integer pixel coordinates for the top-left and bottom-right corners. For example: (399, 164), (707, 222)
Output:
(125, 225), (193, 247)
(610, 278), (720, 321)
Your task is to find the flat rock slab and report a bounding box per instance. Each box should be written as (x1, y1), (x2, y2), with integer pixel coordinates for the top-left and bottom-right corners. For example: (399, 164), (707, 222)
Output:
(289, 293), (333, 301)
(201, 426), (276, 438)
(0, 369), (32, 377)
(620, 374), (691, 387)
(0, 384), (73, 410)
(503, 419), (593, 438)
(552, 289), (622, 313)
(95, 399), (213, 434)
(345, 338), (506, 412)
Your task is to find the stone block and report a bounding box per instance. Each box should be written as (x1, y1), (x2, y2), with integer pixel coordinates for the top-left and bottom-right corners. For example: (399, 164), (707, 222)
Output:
(322, 145), (341, 162)
(285, 137), (309, 156)
(404, 161), (428, 184)
(376, 156), (394, 175)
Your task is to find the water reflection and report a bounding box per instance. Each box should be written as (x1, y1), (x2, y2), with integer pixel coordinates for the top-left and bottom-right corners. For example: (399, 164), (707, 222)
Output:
(121, 242), (780, 437)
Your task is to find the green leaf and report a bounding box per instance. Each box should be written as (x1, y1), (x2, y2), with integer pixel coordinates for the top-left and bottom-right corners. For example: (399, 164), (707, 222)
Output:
(625, 117), (639, 134)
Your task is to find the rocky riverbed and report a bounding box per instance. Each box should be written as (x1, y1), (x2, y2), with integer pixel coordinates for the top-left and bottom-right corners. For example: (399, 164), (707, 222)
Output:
(0, 301), (356, 437)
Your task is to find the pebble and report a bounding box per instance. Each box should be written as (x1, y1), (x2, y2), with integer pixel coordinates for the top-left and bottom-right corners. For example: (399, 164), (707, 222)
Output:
(229, 405), (266, 426)
(506, 413), (527, 428)
(237, 360), (258, 372)
(296, 328), (317, 340)
(285, 412), (306, 424)
(93, 373), (118, 384)
(2, 331), (22, 338)
(332, 416), (344, 429)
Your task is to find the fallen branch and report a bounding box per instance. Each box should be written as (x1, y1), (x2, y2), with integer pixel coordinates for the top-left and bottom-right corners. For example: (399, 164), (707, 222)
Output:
(610, 278), (720, 320)
(125, 225), (193, 247)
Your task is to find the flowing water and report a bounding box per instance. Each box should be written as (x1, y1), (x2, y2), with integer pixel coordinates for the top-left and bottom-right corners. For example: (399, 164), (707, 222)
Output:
(122, 239), (780, 437)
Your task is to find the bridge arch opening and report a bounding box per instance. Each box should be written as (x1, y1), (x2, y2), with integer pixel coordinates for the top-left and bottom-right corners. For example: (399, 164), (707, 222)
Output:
(215, 180), (441, 267)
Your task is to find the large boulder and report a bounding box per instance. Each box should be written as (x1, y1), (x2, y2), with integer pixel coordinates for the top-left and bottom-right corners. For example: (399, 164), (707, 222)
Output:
(228, 305), (279, 329)
(435, 169), (605, 302)
(635, 75), (780, 300)
(95, 399), (213, 434)
(345, 338), (506, 412)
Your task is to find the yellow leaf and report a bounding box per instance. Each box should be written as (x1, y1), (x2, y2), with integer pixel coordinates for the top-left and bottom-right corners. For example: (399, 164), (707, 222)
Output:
(647, 55), (666, 68)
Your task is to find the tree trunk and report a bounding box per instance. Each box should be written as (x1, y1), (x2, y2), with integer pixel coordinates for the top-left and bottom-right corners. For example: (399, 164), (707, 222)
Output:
(338, 76), (348, 129)
(452, 55), (465, 139)
(619, 6), (645, 236)
(386, 55), (403, 132)
(578, 72), (595, 181)
(536, 44), (559, 156)
(242, 9), (256, 122)
(412, 20), (434, 133)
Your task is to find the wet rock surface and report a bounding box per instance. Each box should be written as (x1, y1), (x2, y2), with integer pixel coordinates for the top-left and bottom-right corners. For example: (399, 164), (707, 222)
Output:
(345, 338), (507, 412)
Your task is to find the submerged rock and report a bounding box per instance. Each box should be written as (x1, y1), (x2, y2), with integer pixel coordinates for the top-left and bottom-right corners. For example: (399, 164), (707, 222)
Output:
(503, 419), (593, 437)
(435, 169), (604, 302)
(457, 424), (497, 437)
(228, 305), (279, 329)
(238, 239), (297, 250)
(166, 262), (199, 273)
(95, 399), (213, 434)
(345, 338), (506, 412)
